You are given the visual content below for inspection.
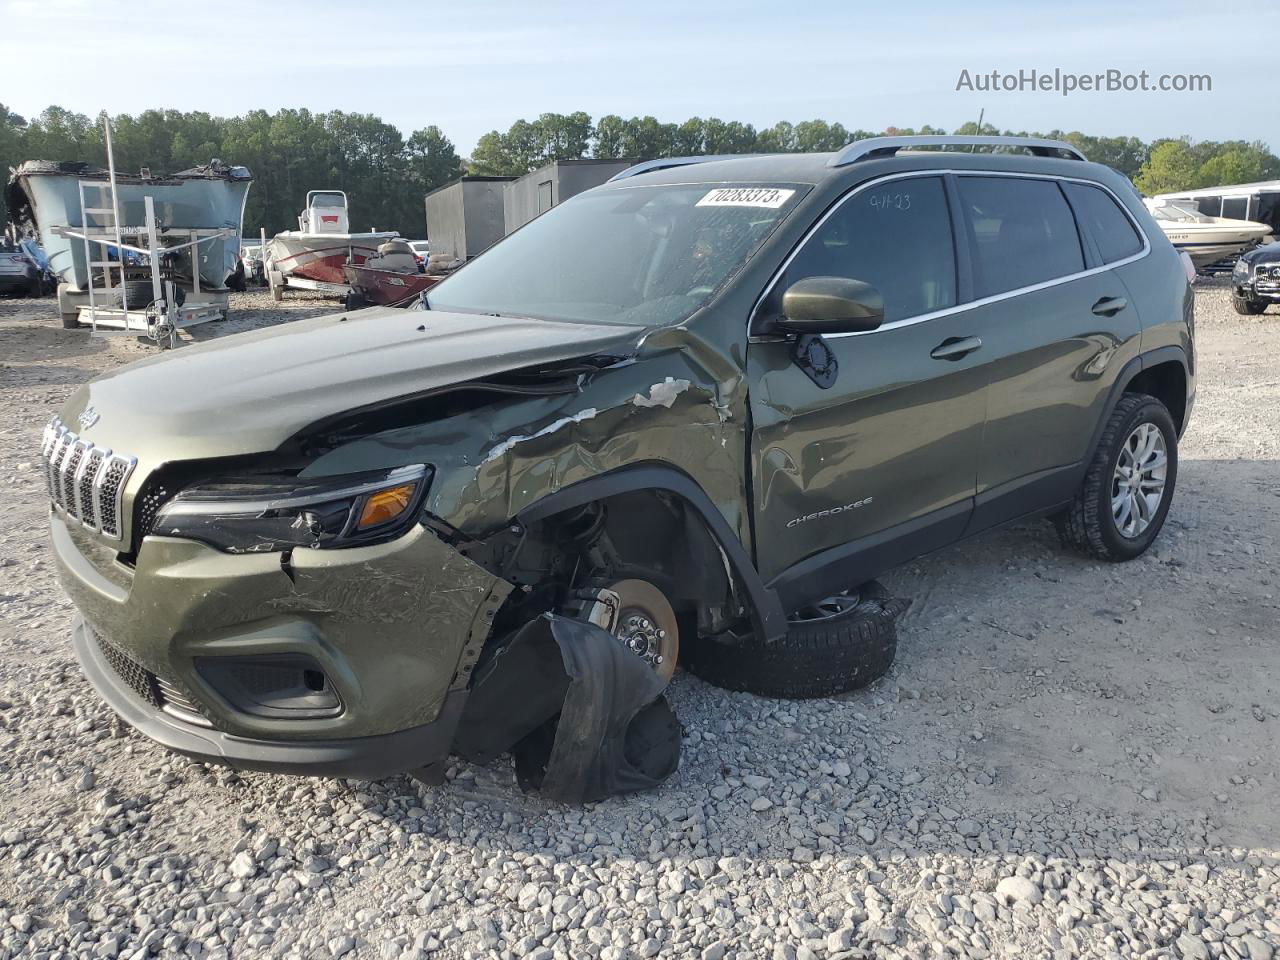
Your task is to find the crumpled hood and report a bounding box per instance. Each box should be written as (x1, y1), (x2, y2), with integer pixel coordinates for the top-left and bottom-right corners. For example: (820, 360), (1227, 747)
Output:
(59, 306), (642, 467)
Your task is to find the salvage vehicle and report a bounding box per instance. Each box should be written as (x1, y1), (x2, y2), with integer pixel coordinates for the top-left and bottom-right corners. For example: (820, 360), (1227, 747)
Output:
(1230, 242), (1280, 314)
(42, 136), (1194, 791)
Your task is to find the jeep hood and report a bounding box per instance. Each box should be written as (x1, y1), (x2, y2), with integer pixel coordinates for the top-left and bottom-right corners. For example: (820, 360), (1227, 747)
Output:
(60, 306), (643, 466)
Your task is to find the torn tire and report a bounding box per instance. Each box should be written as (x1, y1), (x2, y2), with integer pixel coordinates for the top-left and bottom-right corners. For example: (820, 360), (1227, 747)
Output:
(453, 614), (681, 803)
(683, 581), (907, 699)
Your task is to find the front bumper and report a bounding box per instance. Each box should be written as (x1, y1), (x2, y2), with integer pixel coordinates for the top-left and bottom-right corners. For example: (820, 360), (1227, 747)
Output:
(53, 513), (511, 777)
(74, 616), (468, 777)
(1237, 277), (1280, 301)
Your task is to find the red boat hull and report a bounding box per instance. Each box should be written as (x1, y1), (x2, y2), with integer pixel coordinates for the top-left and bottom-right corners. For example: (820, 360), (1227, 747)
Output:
(342, 264), (442, 306)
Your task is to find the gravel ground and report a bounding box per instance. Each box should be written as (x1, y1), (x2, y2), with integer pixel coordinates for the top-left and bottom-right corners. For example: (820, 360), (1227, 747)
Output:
(0, 283), (1277, 960)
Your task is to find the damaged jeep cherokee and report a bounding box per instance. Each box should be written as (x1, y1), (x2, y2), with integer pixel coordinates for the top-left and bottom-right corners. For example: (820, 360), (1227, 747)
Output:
(43, 136), (1194, 794)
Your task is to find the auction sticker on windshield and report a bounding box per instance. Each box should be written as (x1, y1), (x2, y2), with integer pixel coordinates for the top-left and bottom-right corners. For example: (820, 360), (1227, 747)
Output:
(696, 187), (795, 208)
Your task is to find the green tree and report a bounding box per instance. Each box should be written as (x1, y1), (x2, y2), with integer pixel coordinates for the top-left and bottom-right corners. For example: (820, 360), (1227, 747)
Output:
(407, 125), (462, 190)
(591, 115), (627, 159)
(1135, 139), (1199, 194)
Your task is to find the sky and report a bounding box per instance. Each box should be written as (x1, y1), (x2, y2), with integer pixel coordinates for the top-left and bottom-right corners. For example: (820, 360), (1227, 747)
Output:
(4, 0), (1272, 154)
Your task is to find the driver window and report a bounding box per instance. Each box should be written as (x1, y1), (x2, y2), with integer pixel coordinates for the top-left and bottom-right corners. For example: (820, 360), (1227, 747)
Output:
(783, 176), (957, 324)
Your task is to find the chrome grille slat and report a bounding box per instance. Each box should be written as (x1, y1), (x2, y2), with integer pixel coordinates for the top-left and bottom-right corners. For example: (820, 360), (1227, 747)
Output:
(38, 417), (137, 542)
(76, 449), (106, 525)
(50, 431), (73, 507)
(62, 440), (88, 520)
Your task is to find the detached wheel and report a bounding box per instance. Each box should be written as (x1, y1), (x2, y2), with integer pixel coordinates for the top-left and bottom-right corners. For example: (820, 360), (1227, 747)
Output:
(1232, 295), (1266, 315)
(683, 581), (907, 699)
(1055, 393), (1178, 561)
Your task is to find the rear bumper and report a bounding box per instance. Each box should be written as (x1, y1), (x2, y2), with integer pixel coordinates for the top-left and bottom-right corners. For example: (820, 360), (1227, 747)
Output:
(74, 616), (467, 778)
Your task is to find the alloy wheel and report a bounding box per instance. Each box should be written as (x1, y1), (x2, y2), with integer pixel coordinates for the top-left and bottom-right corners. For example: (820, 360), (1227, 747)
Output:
(1111, 422), (1168, 538)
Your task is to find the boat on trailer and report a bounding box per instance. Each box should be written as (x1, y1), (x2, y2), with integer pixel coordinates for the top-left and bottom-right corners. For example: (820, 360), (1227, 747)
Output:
(265, 190), (397, 299)
(1143, 198), (1272, 270)
(7, 156), (251, 330)
(341, 238), (442, 309)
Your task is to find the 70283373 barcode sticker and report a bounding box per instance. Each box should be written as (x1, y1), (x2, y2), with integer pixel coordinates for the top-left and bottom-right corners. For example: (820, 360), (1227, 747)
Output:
(696, 187), (795, 209)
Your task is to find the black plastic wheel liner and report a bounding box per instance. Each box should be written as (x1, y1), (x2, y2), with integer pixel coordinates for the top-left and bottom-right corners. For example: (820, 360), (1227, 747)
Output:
(452, 614), (681, 803)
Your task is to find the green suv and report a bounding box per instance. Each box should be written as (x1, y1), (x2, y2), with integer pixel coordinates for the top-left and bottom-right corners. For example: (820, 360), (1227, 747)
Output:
(44, 136), (1194, 781)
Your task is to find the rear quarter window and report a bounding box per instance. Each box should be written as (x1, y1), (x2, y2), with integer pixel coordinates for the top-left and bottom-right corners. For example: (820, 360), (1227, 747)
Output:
(1064, 182), (1144, 264)
(956, 177), (1085, 298)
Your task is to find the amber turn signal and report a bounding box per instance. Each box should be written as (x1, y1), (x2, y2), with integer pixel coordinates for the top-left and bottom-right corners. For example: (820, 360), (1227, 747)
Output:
(356, 482), (417, 529)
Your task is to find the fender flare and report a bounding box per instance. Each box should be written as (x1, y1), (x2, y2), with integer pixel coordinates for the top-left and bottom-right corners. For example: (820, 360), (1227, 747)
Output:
(517, 463), (789, 641)
(1082, 345), (1190, 475)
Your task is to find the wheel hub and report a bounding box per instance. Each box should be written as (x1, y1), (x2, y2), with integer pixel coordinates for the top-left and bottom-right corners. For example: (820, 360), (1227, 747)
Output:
(791, 587), (864, 623)
(568, 579), (678, 683)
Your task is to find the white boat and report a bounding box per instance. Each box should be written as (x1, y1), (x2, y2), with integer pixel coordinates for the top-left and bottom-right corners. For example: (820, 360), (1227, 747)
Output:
(1152, 180), (1280, 239)
(1143, 198), (1272, 268)
(266, 190), (397, 287)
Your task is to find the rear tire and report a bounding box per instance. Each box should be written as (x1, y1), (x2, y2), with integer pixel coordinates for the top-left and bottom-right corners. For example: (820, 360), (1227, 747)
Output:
(1232, 295), (1266, 315)
(1055, 393), (1178, 561)
(60, 311), (82, 329)
(683, 581), (907, 699)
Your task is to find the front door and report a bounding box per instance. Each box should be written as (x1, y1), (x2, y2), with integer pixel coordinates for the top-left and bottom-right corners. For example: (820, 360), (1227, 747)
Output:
(748, 175), (986, 593)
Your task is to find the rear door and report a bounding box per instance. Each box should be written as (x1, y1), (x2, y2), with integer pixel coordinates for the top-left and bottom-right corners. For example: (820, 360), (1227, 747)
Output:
(956, 174), (1145, 529)
(747, 174), (987, 587)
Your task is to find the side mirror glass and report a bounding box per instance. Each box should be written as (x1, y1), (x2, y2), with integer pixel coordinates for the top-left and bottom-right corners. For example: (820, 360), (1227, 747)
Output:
(780, 276), (884, 335)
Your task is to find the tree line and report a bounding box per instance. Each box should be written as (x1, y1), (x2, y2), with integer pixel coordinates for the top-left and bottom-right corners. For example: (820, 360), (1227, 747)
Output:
(3, 105), (1277, 238)
(1, 106), (462, 238)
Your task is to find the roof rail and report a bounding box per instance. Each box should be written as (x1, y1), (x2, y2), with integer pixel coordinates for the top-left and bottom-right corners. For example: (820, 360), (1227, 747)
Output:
(607, 155), (756, 182)
(829, 136), (1086, 167)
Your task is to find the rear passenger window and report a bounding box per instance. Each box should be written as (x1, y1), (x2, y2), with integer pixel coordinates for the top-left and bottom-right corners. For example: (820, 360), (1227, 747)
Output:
(784, 176), (955, 324)
(1064, 183), (1143, 263)
(957, 177), (1085, 298)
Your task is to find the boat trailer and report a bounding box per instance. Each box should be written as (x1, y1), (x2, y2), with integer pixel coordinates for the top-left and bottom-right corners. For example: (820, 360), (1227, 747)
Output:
(53, 118), (232, 348)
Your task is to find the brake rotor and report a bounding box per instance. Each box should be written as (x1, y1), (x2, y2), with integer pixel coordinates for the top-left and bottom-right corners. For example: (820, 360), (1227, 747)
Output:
(601, 578), (679, 684)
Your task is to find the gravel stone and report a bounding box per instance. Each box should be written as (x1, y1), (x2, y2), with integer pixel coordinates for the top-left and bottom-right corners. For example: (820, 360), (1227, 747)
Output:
(995, 875), (1042, 906)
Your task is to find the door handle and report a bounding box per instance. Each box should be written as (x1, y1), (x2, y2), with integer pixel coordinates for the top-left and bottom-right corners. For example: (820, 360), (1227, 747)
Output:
(930, 336), (983, 361)
(1091, 296), (1128, 317)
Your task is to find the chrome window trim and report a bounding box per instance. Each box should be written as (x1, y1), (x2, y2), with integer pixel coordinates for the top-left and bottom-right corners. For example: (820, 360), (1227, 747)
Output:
(750, 168), (1152, 341)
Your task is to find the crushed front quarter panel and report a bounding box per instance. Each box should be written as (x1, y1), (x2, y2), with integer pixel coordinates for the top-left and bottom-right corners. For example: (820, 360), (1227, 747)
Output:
(300, 332), (749, 546)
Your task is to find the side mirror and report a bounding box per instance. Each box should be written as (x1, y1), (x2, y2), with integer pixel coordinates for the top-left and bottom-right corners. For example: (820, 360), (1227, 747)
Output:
(779, 276), (884, 335)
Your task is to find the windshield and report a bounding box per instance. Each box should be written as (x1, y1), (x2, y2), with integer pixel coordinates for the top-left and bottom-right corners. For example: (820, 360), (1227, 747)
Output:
(426, 182), (807, 326)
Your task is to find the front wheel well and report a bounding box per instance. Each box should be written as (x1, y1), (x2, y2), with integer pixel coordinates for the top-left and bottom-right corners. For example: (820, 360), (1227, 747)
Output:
(1123, 359), (1187, 434)
(489, 488), (752, 644)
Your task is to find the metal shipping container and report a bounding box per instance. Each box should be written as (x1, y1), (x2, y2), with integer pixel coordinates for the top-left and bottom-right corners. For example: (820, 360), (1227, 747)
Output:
(503, 159), (637, 233)
(424, 176), (515, 261)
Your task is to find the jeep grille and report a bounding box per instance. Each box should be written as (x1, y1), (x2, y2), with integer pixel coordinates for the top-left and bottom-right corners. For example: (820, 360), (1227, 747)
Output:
(40, 417), (136, 540)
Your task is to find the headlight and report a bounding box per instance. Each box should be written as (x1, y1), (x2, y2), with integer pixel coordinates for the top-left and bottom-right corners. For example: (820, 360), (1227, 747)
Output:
(152, 464), (430, 553)
(1234, 258), (1251, 277)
